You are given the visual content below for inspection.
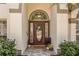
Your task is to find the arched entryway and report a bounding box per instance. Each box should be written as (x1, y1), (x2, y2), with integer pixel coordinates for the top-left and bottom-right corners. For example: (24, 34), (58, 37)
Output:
(28, 10), (50, 45)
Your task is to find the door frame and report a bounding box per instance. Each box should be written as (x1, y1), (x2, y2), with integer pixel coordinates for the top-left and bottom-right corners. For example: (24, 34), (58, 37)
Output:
(28, 20), (50, 45)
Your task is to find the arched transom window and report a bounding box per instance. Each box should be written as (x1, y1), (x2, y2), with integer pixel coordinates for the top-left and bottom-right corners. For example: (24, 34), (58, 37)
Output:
(29, 10), (49, 20)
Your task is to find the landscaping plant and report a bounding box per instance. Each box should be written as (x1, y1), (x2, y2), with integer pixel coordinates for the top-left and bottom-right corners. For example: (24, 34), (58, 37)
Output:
(0, 38), (16, 56)
(59, 41), (79, 56)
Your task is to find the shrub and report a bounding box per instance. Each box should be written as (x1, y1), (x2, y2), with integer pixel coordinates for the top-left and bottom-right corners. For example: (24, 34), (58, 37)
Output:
(59, 41), (79, 56)
(75, 42), (79, 55)
(0, 38), (16, 56)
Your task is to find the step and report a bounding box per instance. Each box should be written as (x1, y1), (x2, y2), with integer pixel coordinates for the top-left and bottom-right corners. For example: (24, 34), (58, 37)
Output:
(28, 45), (46, 48)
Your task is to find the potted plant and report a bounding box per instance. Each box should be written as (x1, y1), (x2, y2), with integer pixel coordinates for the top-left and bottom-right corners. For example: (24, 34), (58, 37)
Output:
(46, 43), (53, 51)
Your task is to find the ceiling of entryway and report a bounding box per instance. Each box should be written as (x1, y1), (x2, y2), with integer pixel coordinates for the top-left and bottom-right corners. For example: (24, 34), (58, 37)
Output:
(24, 3), (53, 20)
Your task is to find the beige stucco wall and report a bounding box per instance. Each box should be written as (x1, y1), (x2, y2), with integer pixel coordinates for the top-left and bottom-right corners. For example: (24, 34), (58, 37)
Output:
(0, 4), (9, 38)
(56, 4), (68, 50)
(9, 13), (23, 50)
(57, 14), (68, 47)
(0, 4), (9, 18)
(59, 4), (67, 9)
(51, 4), (58, 54)
(25, 3), (52, 20)
(21, 4), (28, 53)
(8, 3), (19, 9)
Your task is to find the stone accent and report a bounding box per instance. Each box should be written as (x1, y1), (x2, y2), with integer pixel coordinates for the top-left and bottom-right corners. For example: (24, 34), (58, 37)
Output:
(16, 50), (22, 56)
(69, 18), (76, 23)
(57, 4), (68, 13)
(0, 18), (6, 21)
(76, 35), (79, 43)
(9, 3), (22, 13)
(77, 11), (79, 18)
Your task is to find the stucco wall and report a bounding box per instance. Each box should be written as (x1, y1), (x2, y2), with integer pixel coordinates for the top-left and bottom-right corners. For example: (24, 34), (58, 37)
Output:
(25, 3), (52, 20)
(21, 4), (28, 54)
(9, 13), (23, 50)
(0, 4), (9, 38)
(57, 3), (68, 49)
(0, 4), (8, 18)
(59, 4), (67, 9)
(8, 3), (19, 9)
(57, 14), (68, 46)
(51, 4), (58, 54)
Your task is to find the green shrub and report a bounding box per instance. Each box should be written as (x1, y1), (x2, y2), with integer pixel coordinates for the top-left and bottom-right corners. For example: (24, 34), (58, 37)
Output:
(59, 41), (79, 56)
(75, 42), (79, 55)
(0, 38), (16, 56)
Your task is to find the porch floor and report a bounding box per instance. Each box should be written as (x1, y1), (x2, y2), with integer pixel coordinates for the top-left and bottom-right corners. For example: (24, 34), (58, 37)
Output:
(23, 46), (54, 56)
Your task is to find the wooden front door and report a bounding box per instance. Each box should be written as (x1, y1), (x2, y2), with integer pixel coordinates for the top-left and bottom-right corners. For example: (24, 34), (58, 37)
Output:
(28, 21), (49, 45)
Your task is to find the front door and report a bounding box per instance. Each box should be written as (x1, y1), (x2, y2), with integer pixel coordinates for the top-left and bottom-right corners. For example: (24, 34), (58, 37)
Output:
(28, 21), (49, 45)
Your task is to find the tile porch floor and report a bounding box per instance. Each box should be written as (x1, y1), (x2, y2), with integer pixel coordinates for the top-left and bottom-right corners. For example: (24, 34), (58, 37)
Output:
(23, 47), (54, 56)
